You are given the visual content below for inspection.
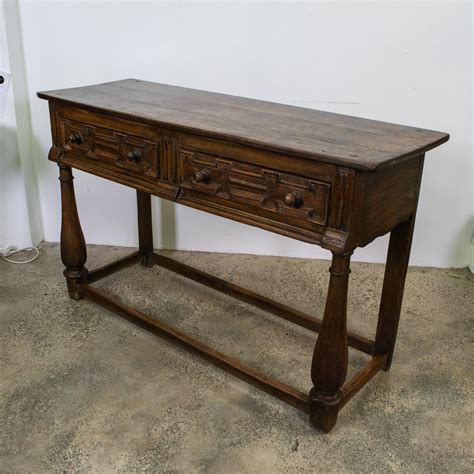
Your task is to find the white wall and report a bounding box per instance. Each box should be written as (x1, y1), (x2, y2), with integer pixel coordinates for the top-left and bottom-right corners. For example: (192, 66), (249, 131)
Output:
(0, 0), (43, 250)
(472, 3), (474, 274)
(16, 1), (473, 267)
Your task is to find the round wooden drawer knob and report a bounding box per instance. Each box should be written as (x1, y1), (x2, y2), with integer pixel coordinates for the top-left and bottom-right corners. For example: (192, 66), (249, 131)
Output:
(68, 132), (83, 145)
(127, 150), (141, 162)
(284, 191), (303, 207)
(195, 169), (211, 183)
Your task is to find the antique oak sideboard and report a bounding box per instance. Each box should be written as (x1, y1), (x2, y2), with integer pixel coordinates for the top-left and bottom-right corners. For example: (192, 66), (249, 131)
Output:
(38, 79), (449, 432)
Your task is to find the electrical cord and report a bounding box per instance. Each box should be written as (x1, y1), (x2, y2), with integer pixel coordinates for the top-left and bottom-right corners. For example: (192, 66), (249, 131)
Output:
(1, 246), (40, 264)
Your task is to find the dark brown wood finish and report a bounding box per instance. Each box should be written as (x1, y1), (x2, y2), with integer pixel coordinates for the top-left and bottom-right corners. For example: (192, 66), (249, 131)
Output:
(310, 252), (352, 432)
(339, 354), (388, 408)
(39, 79), (449, 433)
(375, 214), (419, 369)
(149, 252), (374, 355)
(374, 156), (425, 369)
(80, 283), (309, 412)
(137, 191), (154, 266)
(58, 164), (88, 300)
(86, 251), (142, 284)
(38, 79), (448, 171)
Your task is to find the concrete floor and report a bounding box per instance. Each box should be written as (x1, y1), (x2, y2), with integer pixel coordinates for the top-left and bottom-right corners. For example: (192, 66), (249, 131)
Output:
(0, 243), (472, 473)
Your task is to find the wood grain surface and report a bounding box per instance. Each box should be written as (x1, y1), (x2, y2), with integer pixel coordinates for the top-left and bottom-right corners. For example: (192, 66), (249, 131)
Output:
(38, 79), (449, 171)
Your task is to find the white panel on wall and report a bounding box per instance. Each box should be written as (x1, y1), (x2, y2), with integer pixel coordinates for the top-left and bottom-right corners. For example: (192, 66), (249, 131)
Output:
(0, 0), (34, 250)
(1, 0), (45, 251)
(20, 1), (472, 268)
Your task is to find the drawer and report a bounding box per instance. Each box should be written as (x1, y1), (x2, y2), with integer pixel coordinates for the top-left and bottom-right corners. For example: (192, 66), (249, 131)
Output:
(178, 149), (331, 228)
(58, 118), (160, 178)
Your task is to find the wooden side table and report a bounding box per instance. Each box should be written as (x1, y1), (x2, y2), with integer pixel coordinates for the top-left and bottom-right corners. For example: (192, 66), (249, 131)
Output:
(38, 80), (449, 432)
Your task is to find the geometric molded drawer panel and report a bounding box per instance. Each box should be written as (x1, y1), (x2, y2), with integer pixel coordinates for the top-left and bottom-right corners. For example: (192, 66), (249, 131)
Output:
(59, 118), (159, 178)
(178, 149), (331, 227)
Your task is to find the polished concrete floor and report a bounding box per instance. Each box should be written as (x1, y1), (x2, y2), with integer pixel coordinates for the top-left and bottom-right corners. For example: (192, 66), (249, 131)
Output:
(1, 243), (472, 473)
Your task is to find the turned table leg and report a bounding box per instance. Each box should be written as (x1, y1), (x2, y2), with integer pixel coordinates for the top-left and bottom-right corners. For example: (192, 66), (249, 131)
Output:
(309, 252), (352, 432)
(137, 190), (154, 267)
(59, 164), (87, 300)
(375, 214), (416, 369)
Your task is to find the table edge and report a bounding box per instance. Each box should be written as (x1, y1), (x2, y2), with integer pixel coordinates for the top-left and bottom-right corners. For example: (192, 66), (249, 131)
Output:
(37, 92), (450, 172)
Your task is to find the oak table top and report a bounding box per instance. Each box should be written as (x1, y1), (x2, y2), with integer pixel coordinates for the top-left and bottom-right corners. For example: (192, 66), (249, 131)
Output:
(38, 78), (448, 171)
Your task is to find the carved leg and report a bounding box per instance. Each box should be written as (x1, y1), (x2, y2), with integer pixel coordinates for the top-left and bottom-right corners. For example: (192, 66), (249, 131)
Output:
(59, 164), (87, 300)
(375, 215), (416, 370)
(309, 252), (351, 432)
(137, 190), (154, 267)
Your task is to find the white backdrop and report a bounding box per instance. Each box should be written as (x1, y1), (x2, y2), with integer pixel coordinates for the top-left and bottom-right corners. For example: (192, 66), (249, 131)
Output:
(0, 0), (42, 250)
(5, 1), (473, 268)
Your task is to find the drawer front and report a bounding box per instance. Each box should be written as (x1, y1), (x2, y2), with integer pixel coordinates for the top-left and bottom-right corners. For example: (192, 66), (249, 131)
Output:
(178, 149), (331, 228)
(59, 118), (159, 178)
